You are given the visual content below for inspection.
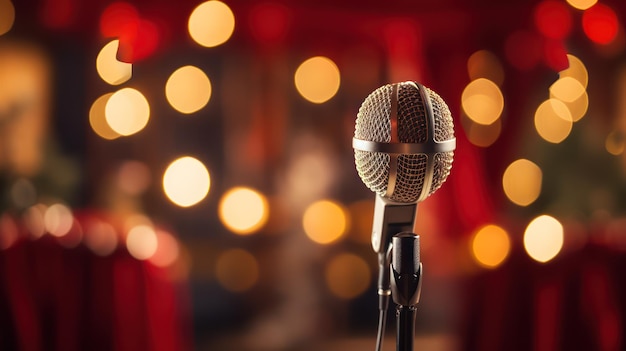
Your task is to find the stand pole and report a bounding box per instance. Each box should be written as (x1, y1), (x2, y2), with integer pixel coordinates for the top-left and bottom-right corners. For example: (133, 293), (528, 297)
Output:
(396, 306), (417, 351)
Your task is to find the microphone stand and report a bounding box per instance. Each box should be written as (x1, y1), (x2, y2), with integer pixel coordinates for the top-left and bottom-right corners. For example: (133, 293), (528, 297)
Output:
(390, 233), (422, 351)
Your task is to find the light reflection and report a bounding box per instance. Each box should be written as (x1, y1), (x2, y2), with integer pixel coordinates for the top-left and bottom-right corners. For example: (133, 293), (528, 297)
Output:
(302, 200), (348, 244)
(0, 0), (15, 36)
(105, 88), (150, 136)
(215, 248), (259, 292)
(294, 56), (341, 104)
(165, 65), (212, 114)
(524, 215), (564, 263)
(162, 156), (211, 207)
(219, 187), (269, 235)
(188, 0), (235, 48)
(325, 252), (371, 299)
(470, 224), (511, 269)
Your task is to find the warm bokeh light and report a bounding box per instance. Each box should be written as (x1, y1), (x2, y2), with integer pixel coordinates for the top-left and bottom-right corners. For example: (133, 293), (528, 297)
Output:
(0, 214), (18, 250)
(302, 200), (348, 244)
(149, 230), (180, 267)
(89, 93), (121, 140)
(502, 159), (543, 206)
(162, 156), (211, 207)
(105, 87), (150, 136)
(549, 76), (586, 103)
(325, 252), (371, 299)
(44, 203), (73, 237)
(560, 54), (588, 88)
(294, 56), (341, 104)
(99, 2), (138, 38)
(83, 219), (118, 256)
(126, 224), (158, 260)
(605, 130), (625, 155)
(0, 0), (15, 36)
(215, 248), (259, 292)
(219, 187), (269, 235)
(552, 89), (588, 122)
(470, 224), (511, 269)
(524, 215), (564, 263)
(534, 99), (573, 143)
(188, 0), (235, 48)
(534, 0), (573, 40)
(464, 117), (502, 148)
(165, 65), (212, 114)
(23, 204), (46, 239)
(582, 3), (619, 45)
(347, 200), (374, 244)
(96, 40), (132, 85)
(467, 50), (505, 86)
(461, 78), (504, 125)
(566, 0), (597, 10)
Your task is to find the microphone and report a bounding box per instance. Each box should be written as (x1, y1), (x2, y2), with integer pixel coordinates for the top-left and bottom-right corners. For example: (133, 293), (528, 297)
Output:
(352, 81), (455, 351)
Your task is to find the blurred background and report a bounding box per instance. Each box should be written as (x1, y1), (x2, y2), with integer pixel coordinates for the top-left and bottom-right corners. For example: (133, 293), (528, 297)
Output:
(1, 0), (626, 350)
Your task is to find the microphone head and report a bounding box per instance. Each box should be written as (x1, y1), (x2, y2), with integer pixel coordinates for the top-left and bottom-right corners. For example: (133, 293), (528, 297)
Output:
(353, 81), (455, 203)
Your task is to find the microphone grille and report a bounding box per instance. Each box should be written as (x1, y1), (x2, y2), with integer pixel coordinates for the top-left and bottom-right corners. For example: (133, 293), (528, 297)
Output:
(354, 82), (454, 203)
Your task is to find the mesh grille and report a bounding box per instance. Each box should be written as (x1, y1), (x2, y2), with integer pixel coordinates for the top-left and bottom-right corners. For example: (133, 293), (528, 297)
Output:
(354, 81), (454, 203)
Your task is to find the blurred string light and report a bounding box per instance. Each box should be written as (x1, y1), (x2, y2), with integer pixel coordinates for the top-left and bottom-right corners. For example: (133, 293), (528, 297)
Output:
(534, 98), (573, 143)
(215, 248), (259, 292)
(89, 93), (121, 140)
(566, 0), (597, 11)
(188, 0), (235, 48)
(218, 187), (269, 235)
(533, 0), (573, 40)
(165, 65), (212, 114)
(294, 56), (341, 104)
(503, 159), (543, 206)
(105, 87), (150, 136)
(582, 3), (619, 45)
(126, 224), (158, 260)
(324, 252), (371, 299)
(96, 40), (132, 85)
(470, 224), (511, 269)
(0, 0), (15, 36)
(524, 215), (564, 263)
(162, 156), (211, 207)
(302, 199), (348, 244)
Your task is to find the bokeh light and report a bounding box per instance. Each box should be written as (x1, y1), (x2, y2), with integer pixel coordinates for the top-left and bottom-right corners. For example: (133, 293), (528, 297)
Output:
(467, 50), (505, 86)
(325, 253), (371, 299)
(219, 187), (269, 235)
(105, 88), (150, 136)
(582, 3), (619, 45)
(0, 0), (15, 36)
(294, 56), (341, 104)
(461, 78), (504, 125)
(99, 2), (138, 38)
(549, 77), (586, 103)
(347, 200), (374, 244)
(463, 116), (502, 148)
(560, 54), (588, 88)
(534, 99), (573, 143)
(83, 219), (118, 256)
(215, 248), (259, 292)
(470, 224), (511, 269)
(96, 40), (132, 85)
(165, 65), (212, 114)
(117, 160), (152, 195)
(188, 0), (235, 48)
(23, 204), (47, 239)
(162, 156), (211, 207)
(0, 214), (18, 250)
(502, 159), (543, 206)
(126, 224), (158, 260)
(44, 203), (73, 237)
(149, 230), (180, 267)
(534, 0), (573, 40)
(89, 93), (121, 140)
(566, 0), (597, 10)
(552, 90), (588, 122)
(524, 215), (564, 263)
(303, 200), (348, 244)
(605, 130), (625, 155)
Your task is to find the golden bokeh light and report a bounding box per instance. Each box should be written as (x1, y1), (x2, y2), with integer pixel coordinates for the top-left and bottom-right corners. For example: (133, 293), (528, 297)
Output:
(560, 54), (588, 88)
(162, 156), (211, 207)
(89, 93), (121, 140)
(461, 78), (504, 125)
(126, 224), (158, 260)
(524, 215), (564, 263)
(215, 248), (259, 292)
(502, 159), (543, 206)
(302, 200), (348, 244)
(105, 87), (150, 136)
(149, 230), (180, 267)
(188, 0), (235, 48)
(470, 224), (511, 269)
(0, 0), (15, 36)
(467, 50), (505, 87)
(464, 117), (502, 148)
(165, 65), (212, 114)
(325, 252), (371, 299)
(44, 203), (73, 237)
(549, 76), (586, 103)
(534, 99), (573, 143)
(566, 0), (597, 10)
(219, 187), (269, 235)
(605, 130), (625, 155)
(553, 90), (588, 122)
(83, 219), (118, 257)
(294, 56), (341, 104)
(96, 40), (132, 85)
